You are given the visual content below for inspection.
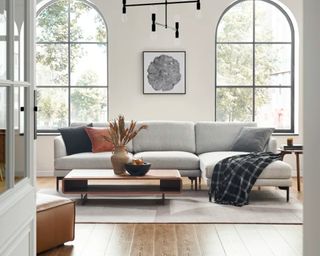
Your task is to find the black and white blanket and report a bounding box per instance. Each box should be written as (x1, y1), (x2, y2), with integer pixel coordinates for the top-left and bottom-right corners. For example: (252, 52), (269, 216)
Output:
(209, 152), (282, 206)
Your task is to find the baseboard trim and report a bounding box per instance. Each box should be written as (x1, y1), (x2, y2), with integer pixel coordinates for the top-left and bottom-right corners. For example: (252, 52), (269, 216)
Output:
(37, 171), (54, 177)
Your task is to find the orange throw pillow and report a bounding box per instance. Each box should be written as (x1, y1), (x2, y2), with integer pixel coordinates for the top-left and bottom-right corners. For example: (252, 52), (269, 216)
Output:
(84, 127), (114, 153)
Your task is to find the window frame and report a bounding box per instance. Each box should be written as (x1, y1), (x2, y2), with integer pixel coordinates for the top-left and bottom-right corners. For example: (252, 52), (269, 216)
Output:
(36, 0), (109, 133)
(215, 0), (295, 133)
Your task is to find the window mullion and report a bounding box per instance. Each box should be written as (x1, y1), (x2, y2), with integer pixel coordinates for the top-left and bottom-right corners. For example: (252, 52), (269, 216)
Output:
(291, 29), (295, 133)
(68, 0), (71, 127)
(252, 0), (256, 123)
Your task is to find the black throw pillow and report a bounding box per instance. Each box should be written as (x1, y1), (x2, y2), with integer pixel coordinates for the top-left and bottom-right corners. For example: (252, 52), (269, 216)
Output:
(58, 125), (93, 155)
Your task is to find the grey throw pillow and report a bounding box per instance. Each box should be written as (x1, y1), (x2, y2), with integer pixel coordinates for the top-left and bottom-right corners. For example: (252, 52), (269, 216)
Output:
(232, 127), (274, 152)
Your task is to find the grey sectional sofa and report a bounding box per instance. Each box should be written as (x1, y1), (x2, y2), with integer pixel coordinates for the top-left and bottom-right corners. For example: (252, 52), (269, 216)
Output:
(54, 121), (292, 200)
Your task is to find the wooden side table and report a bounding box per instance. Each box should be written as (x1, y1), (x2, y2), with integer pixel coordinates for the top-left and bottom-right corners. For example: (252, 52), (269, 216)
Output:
(279, 148), (303, 192)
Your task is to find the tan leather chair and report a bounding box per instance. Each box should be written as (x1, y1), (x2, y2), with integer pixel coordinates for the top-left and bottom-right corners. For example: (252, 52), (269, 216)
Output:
(36, 193), (75, 254)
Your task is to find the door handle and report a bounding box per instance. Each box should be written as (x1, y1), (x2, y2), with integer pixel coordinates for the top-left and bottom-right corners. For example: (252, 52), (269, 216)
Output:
(34, 90), (37, 140)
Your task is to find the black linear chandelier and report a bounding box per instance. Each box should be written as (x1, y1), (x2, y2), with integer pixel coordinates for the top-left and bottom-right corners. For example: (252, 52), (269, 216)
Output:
(122, 0), (201, 38)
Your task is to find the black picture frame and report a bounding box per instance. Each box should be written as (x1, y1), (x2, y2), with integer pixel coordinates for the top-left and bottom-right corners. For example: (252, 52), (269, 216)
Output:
(143, 51), (186, 94)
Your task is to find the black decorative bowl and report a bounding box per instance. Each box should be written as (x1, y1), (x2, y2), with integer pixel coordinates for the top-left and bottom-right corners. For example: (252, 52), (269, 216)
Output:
(125, 162), (151, 176)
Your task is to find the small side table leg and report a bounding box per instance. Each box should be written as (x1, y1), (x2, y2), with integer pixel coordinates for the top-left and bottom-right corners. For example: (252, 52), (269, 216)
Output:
(295, 152), (301, 192)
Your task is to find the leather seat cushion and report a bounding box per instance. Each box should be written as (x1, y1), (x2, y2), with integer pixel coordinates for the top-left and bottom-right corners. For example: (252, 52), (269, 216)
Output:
(37, 193), (73, 212)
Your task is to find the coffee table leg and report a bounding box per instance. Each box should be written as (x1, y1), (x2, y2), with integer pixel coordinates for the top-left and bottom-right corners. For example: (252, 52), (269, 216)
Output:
(81, 193), (88, 205)
(162, 193), (165, 205)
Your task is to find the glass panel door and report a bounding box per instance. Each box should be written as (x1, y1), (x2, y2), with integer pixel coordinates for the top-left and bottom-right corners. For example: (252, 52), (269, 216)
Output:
(0, 0), (6, 80)
(13, 0), (27, 184)
(14, 0), (24, 81)
(14, 86), (26, 183)
(0, 86), (7, 193)
(0, 0), (7, 194)
(0, 0), (36, 253)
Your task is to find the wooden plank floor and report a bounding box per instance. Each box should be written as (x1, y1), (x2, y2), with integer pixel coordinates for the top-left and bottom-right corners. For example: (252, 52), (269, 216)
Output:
(37, 177), (303, 256)
(39, 223), (302, 256)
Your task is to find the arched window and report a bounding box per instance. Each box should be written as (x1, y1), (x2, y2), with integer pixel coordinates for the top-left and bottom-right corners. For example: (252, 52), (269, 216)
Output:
(215, 0), (295, 133)
(36, 0), (108, 131)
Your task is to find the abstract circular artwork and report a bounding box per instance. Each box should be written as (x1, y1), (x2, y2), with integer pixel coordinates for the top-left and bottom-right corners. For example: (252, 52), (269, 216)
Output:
(147, 55), (181, 91)
(143, 51), (186, 94)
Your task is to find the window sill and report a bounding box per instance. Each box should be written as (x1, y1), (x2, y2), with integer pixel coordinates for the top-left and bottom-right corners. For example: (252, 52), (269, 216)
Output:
(37, 133), (60, 136)
(272, 133), (300, 137)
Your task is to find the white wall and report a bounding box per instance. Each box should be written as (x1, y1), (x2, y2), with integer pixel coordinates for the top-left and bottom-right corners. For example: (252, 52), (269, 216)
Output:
(37, 136), (54, 176)
(36, 0), (303, 176)
(303, 0), (320, 254)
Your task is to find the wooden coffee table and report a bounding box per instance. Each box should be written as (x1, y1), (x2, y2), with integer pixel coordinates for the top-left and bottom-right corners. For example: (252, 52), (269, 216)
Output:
(62, 169), (182, 204)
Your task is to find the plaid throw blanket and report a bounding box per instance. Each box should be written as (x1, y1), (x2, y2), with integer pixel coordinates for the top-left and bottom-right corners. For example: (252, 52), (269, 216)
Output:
(209, 152), (282, 206)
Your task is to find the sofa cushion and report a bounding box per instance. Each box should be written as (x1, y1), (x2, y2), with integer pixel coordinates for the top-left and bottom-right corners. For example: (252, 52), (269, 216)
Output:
(85, 127), (114, 153)
(91, 122), (133, 152)
(232, 127), (274, 152)
(133, 121), (196, 153)
(58, 125), (92, 155)
(55, 152), (133, 170)
(195, 122), (256, 154)
(134, 151), (199, 170)
(199, 151), (292, 179)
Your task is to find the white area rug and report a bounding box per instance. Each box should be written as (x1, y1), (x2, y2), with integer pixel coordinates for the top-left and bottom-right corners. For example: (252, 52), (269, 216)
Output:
(39, 189), (303, 224)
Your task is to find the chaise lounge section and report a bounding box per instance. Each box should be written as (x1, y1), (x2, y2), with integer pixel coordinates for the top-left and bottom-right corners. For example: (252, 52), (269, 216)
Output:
(195, 122), (292, 201)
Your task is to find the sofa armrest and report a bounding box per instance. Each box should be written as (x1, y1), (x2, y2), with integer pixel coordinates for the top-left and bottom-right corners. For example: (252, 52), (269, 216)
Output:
(266, 137), (277, 153)
(54, 136), (67, 159)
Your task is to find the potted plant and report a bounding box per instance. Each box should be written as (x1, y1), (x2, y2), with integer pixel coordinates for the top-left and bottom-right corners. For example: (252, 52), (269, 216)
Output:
(105, 115), (147, 175)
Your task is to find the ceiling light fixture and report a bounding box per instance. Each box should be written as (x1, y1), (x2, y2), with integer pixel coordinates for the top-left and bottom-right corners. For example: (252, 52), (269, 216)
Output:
(122, 0), (201, 38)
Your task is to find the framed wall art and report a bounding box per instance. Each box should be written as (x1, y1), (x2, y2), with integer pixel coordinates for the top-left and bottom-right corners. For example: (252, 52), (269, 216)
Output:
(143, 51), (186, 94)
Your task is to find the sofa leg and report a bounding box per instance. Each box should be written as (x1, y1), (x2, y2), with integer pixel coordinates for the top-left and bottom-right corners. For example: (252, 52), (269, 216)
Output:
(199, 177), (201, 190)
(279, 186), (290, 202)
(188, 177), (198, 191)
